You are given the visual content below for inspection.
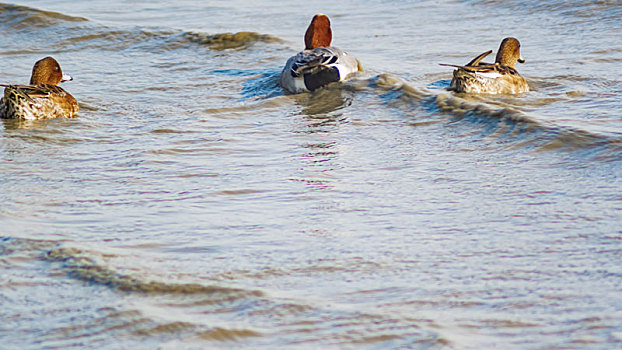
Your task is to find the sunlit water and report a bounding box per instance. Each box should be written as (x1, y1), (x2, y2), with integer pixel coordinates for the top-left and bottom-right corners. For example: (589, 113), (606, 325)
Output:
(1, 0), (621, 349)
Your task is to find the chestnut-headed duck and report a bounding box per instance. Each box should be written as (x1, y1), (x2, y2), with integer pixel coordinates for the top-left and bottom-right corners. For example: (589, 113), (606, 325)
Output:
(0, 57), (79, 120)
(280, 14), (362, 94)
(441, 37), (529, 94)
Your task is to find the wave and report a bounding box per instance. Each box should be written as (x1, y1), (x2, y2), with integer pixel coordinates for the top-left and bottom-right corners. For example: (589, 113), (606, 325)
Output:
(1, 236), (445, 347)
(184, 31), (284, 50)
(1, 236), (263, 345)
(346, 73), (621, 156)
(44, 245), (263, 296)
(0, 3), (283, 54)
(0, 236), (260, 297)
(433, 91), (620, 152)
(464, 0), (622, 22)
(0, 3), (88, 29)
(52, 29), (283, 53)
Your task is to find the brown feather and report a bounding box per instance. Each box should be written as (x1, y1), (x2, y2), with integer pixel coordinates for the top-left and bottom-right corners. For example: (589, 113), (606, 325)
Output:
(304, 14), (332, 49)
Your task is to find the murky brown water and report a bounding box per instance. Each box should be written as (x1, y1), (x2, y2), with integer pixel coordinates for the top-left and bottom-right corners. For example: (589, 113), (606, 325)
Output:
(1, 0), (621, 348)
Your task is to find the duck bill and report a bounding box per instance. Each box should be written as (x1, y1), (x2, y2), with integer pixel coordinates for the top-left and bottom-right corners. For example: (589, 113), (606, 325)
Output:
(61, 74), (73, 82)
(518, 56), (526, 64)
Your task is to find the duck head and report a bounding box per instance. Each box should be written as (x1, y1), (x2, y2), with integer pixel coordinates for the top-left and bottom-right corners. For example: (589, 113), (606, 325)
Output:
(495, 37), (525, 68)
(30, 56), (73, 85)
(304, 14), (332, 50)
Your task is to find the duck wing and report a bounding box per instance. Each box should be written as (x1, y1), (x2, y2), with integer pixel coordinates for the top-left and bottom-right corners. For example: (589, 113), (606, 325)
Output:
(289, 47), (342, 77)
(0, 84), (66, 100)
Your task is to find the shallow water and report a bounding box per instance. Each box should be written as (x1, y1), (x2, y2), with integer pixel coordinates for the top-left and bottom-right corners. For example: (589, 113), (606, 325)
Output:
(1, 0), (621, 349)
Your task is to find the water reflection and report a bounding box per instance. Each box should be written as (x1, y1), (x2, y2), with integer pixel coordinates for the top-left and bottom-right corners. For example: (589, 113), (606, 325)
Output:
(295, 141), (339, 191)
(289, 84), (354, 117)
(2, 118), (50, 130)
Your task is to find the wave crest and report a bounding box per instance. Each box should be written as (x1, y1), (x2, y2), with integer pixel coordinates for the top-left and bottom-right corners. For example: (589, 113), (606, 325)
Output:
(45, 246), (263, 297)
(184, 31), (284, 50)
(0, 3), (88, 30)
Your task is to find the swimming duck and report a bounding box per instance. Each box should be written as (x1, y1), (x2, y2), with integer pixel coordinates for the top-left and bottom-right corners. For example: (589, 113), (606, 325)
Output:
(441, 37), (529, 94)
(0, 57), (79, 120)
(280, 14), (362, 94)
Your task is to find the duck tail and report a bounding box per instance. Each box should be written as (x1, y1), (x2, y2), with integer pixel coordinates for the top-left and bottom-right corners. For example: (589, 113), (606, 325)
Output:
(465, 50), (493, 66)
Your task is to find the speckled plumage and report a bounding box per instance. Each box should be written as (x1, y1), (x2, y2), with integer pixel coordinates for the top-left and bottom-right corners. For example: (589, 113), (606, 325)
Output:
(442, 37), (529, 94)
(449, 66), (529, 94)
(0, 57), (78, 120)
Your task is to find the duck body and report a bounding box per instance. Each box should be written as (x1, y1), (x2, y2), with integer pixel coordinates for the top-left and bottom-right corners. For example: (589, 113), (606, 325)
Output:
(449, 63), (529, 94)
(0, 84), (78, 120)
(442, 37), (529, 94)
(0, 56), (79, 120)
(280, 46), (360, 93)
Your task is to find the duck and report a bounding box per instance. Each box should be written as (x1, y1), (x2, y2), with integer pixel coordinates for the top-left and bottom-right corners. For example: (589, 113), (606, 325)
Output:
(280, 14), (362, 94)
(440, 37), (529, 94)
(0, 56), (79, 120)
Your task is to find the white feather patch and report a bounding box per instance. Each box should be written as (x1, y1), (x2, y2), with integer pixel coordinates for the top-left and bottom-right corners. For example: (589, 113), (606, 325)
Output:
(475, 71), (503, 79)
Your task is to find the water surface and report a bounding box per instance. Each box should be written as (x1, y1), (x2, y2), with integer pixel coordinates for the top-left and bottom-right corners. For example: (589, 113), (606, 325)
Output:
(1, 0), (621, 349)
